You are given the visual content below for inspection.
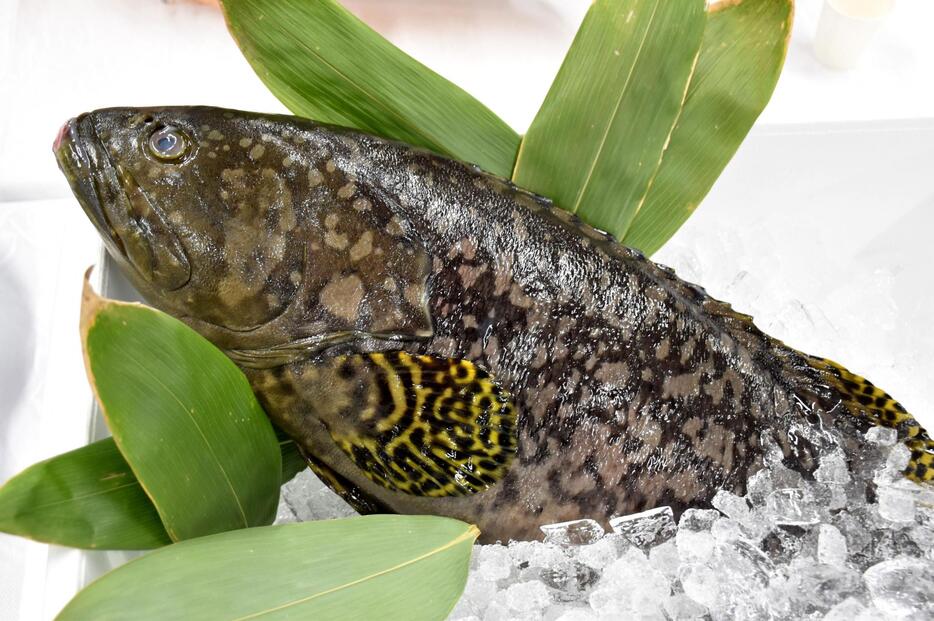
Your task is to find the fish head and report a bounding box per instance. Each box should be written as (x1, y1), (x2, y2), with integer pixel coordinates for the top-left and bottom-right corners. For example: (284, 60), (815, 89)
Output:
(54, 106), (313, 332)
(55, 106), (433, 348)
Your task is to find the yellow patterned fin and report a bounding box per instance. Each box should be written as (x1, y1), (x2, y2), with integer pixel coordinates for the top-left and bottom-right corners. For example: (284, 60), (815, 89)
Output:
(326, 351), (517, 497)
(809, 356), (934, 482)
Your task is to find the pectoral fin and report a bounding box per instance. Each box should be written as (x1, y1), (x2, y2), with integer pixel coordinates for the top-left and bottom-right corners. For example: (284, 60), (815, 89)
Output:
(320, 352), (517, 497)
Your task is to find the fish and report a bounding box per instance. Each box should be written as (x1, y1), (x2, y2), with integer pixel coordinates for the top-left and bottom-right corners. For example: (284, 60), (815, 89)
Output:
(54, 106), (934, 543)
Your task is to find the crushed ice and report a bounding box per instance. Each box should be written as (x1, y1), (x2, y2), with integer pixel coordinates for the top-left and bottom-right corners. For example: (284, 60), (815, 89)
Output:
(275, 433), (934, 620)
(442, 437), (934, 620)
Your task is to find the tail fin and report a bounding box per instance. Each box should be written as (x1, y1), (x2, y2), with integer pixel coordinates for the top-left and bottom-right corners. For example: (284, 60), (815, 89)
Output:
(808, 356), (933, 482)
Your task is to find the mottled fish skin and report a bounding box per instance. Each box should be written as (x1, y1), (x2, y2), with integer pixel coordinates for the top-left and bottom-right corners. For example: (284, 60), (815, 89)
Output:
(55, 107), (933, 543)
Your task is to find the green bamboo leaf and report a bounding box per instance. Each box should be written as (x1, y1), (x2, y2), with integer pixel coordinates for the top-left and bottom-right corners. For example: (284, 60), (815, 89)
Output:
(622, 0), (793, 255)
(0, 434), (306, 550)
(512, 0), (707, 239)
(220, 0), (520, 177)
(0, 438), (170, 550)
(277, 433), (308, 485)
(58, 515), (478, 621)
(80, 279), (281, 542)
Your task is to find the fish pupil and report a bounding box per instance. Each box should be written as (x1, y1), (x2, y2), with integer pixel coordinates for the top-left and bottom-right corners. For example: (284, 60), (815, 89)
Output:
(156, 134), (176, 152)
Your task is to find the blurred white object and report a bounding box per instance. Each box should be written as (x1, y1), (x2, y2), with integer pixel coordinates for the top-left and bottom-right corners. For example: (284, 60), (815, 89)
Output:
(814, 0), (895, 69)
(0, 200), (100, 621)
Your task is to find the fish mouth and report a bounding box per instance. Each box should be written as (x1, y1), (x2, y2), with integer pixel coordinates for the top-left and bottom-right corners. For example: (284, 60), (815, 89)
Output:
(54, 113), (191, 292)
(54, 115), (128, 260)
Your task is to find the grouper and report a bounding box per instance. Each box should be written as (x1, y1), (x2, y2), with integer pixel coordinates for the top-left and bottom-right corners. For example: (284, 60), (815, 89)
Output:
(54, 106), (933, 542)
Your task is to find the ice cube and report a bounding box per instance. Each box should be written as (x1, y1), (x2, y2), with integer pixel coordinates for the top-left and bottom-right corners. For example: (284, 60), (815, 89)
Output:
(811, 482), (849, 512)
(279, 469), (357, 521)
(876, 487), (916, 523)
(273, 496), (298, 524)
(676, 529), (715, 563)
(832, 510), (873, 566)
(549, 608), (598, 621)
(759, 525), (817, 565)
(716, 539), (774, 589)
(884, 443), (912, 473)
(786, 562), (862, 611)
(865, 426), (898, 446)
(712, 489), (752, 521)
(864, 557), (934, 618)
(710, 518), (746, 543)
(575, 534), (625, 571)
(526, 542), (569, 570)
(454, 573), (499, 617)
(587, 586), (628, 616)
(662, 593), (708, 620)
(745, 468), (774, 504)
(906, 524), (934, 555)
(597, 548), (671, 614)
(766, 488), (820, 526)
(504, 580), (552, 613)
(474, 544), (513, 583)
(817, 524), (848, 568)
(482, 601), (511, 621)
(507, 540), (537, 567)
(540, 560), (597, 597)
(609, 506), (676, 548)
(678, 563), (720, 609)
(822, 597), (867, 620)
(679, 507), (721, 531)
(814, 451), (851, 485)
(648, 540), (680, 577)
(541, 519), (605, 546)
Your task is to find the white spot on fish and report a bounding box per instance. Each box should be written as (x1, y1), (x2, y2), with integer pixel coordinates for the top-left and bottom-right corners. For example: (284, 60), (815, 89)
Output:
(249, 144), (265, 160)
(349, 231), (373, 262)
(319, 274), (363, 321)
(337, 183), (356, 199)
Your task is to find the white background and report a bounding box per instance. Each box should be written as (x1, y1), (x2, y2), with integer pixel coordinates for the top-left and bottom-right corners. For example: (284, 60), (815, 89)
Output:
(0, 1), (932, 619)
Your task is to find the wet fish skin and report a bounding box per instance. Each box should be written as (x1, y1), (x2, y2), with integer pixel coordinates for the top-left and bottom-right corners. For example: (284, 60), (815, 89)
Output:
(54, 106), (932, 543)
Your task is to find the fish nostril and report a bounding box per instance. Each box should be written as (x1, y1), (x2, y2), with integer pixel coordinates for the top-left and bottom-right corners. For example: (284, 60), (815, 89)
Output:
(53, 118), (77, 153)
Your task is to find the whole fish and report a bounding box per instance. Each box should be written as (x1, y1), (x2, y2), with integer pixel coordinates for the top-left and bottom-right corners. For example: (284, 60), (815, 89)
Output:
(55, 106), (933, 542)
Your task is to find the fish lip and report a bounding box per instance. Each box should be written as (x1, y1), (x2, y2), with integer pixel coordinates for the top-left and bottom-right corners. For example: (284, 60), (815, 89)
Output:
(54, 115), (127, 260)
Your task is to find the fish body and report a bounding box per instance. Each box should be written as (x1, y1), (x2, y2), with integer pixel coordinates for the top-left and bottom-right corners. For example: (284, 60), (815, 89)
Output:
(55, 106), (933, 542)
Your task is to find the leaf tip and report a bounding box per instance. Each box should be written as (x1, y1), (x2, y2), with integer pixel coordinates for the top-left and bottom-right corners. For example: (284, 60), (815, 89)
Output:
(79, 266), (106, 342)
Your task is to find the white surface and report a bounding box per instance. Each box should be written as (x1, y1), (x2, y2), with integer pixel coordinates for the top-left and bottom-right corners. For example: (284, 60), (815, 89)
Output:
(1, 1), (933, 619)
(0, 201), (100, 621)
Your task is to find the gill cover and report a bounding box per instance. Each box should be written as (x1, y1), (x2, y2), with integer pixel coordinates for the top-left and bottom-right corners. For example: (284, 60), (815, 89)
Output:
(114, 163), (190, 290)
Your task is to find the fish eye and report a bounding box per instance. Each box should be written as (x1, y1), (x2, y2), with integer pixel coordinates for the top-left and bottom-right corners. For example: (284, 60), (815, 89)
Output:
(148, 126), (188, 161)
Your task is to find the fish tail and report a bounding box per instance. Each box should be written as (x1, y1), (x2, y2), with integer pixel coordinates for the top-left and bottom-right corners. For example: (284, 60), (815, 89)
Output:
(807, 356), (933, 482)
